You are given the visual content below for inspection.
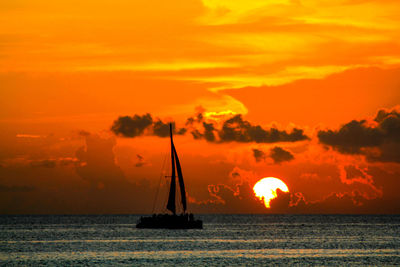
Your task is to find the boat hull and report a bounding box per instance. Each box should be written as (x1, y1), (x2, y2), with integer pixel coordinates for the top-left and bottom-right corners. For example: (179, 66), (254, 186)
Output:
(136, 214), (203, 229)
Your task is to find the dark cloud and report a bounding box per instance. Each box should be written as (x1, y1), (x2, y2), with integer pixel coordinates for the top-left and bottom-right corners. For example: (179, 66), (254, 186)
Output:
(78, 130), (91, 137)
(190, 129), (203, 139)
(111, 114), (153, 137)
(153, 120), (186, 137)
(188, 122), (216, 141)
(0, 185), (35, 193)
(177, 128), (187, 135)
(111, 114), (186, 138)
(186, 117), (195, 126)
(368, 142), (400, 163)
(153, 120), (172, 137)
(218, 115), (308, 143)
(30, 159), (57, 168)
(135, 154), (146, 167)
(318, 120), (383, 154)
(28, 158), (78, 168)
(112, 112), (309, 144)
(318, 107), (400, 162)
(270, 146), (294, 164)
(252, 148), (266, 162)
(269, 189), (291, 212)
(186, 111), (204, 126)
(203, 122), (216, 142)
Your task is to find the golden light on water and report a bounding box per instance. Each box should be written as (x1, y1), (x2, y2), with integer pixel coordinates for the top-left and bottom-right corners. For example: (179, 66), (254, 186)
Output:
(253, 177), (289, 208)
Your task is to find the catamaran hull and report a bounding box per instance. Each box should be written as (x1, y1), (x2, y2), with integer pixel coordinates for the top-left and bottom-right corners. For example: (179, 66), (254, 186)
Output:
(136, 222), (202, 229)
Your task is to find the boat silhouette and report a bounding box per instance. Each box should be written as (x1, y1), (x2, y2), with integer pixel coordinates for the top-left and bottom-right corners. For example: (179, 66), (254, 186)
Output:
(136, 123), (203, 229)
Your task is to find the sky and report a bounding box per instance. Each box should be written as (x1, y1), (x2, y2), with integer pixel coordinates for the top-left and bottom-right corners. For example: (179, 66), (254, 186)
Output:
(1, 0), (400, 214)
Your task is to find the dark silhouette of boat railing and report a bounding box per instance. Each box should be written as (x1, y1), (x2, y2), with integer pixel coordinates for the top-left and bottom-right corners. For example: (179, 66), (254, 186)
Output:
(136, 123), (203, 229)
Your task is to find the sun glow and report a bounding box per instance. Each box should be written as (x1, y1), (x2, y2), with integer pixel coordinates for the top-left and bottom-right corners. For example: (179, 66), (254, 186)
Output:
(253, 177), (289, 208)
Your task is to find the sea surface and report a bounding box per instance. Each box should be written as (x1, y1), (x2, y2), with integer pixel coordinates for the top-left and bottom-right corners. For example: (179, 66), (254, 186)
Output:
(1, 214), (399, 266)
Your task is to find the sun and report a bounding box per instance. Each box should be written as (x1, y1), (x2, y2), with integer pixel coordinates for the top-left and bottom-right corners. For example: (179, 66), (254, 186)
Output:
(253, 177), (289, 208)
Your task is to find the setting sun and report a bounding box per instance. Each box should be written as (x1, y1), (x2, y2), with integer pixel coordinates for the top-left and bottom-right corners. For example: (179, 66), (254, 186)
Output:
(253, 177), (289, 208)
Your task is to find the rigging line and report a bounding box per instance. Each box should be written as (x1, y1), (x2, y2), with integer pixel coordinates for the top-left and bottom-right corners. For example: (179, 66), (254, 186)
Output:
(152, 150), (167, 214)
(151, 145), (169, 214)
(161, 147), (171, 213)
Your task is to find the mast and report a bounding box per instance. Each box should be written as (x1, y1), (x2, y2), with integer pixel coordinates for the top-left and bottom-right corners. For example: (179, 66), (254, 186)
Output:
(166, 123), (187, 214)
(166, 124), (176, 214)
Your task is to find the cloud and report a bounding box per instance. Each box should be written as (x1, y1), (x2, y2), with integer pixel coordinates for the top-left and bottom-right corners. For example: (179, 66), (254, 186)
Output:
(27, 158), (79, 168)
(188, 163), (400, 214)
(75, 135), (126, 187)
(267, 187), (400, 214)
(203, 122), (216, 142)
(2, 132), (399, 214)
(111, 114), (186, 138)
(0, 185), (35, 193)
(269, 189), (292, 213)
(189, 166), (266, 213)
(189, 121), (217, 141)
(252, 148), (266, 162)
(252, 146), (295, 164)
(192, 182), (267, 213)
(153, 120), (186, 137)
(111, 112), (309, 144)
(111, 114), (153, 137)
(59, 157), (79, 166)
(318, 120), (382, 154)
(193, 177), (400, 214)
(30, 159), (57, 168)
(270, 146), (294, 164)
(194, 173), (394, 214)
(190, 129), (203, 140)
(73, 134), (155, 213)
(78, 130), (91, 137)
(218, 114), (308, 143)
(0, 133), (159, 214)
(153, 120), (173, 137)
(135, 154), (149, 168)
(318, 107), (400, 162)
(185, 109), (204, 125)
(16, 134), (42, 138)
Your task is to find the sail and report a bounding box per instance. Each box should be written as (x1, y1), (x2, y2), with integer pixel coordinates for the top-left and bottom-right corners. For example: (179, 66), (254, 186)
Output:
(173, 144), (187, 212)
(166, 125), (176, 214)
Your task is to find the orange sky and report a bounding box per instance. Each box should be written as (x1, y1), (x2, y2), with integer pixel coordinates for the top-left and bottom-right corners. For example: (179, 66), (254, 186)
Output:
(1, 0), (400, 214)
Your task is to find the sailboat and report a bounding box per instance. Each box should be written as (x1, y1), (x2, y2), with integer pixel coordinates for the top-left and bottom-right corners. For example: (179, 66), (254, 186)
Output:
(136, 123), (203, 229)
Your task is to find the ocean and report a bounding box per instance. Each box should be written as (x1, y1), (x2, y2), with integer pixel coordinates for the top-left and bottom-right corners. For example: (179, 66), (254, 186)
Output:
(1, 214), (399, 266)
